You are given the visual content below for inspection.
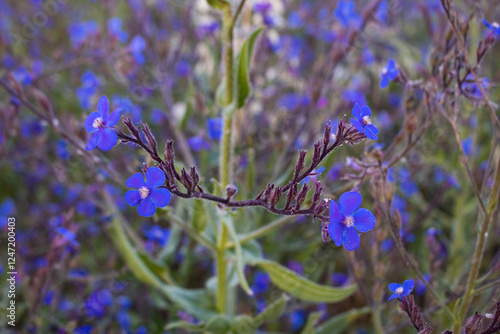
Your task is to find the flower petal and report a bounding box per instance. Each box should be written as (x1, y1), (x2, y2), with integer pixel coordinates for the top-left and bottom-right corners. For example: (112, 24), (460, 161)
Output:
(84, 112), (101, 133)
(353, 208), (376, 232)
(329, 200), (342, 225)
(388, 283), (401, 293)
(137, 197), (156, 217)
(389, 68), (399, 80)
(365, 123), (379, 135)
(352, 103), (361, 119)
(150, 188), (171, 208)
(85, 132), (100, 151)
(482, 18), (491, 29)
(380, 76), (390, 88)
(364, 126), (378, 140)
(97, 128), (118, 151)
(360, 106), (371, 118)
(126, 172), (146, 188)
(328, 222), (345, 247)
(146, 167), (166, 188)
(351, 118), (364, 134)
(387, 58), (395, 69)
(106, 108), (122, 127)
(97, 96), (110, 120)
(124, 190), (141, 207)
(402, 280), (415, 295)
(339, 191), (362, 215)
(343, 227), (360, 251)
(388, 293), (399, 301)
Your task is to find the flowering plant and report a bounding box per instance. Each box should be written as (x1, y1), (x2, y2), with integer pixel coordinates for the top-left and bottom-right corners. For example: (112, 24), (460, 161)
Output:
(1, 0), (500, 333)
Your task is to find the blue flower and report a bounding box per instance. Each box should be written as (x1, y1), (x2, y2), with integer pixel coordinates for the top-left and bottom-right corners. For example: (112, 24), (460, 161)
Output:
(68, 20), (98, 47)
(108, 17), (128, 43)
(84, 96), (122, 151)
(129, 35), (146, 64)
(328, 191), (376, 251)
(380, 59), (399, 88)
(124, 167), (171, 217)
(351, 103), (379, 140)
(55, 227), (79, 247)
(0, 198), (15, 229)
(483, 18), (500, 38)
(206, 117), (223, 140)
(56, 140), (70, 160)
(334, 1), (361, 28)
(187, 136), (211, 152)
(388, 279), (415, 301)
(76, 70), (99, 109)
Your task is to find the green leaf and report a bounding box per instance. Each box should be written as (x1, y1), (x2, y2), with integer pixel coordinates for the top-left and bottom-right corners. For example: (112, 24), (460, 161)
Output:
(254, 260), (357, 302)
(300, 311), (323, 334)
(192, 199), (207, 232)
(138, 251), (175, 285)
(206, 0), (229, 10)
(232, 293), (287, 333)
(205, 314), (231, 333)
(234, 27), (264, 110)
(105, 195), (217, 321)
(165, 321), (205, 332)
(315, 307), (371, 334)
(216, 80), (228, 107)
(222, 213), (253, 296)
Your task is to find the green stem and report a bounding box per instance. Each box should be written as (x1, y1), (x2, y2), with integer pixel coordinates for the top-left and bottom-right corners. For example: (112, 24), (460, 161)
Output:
(216, 3), (235, 315)
(454, 155), (500, 331)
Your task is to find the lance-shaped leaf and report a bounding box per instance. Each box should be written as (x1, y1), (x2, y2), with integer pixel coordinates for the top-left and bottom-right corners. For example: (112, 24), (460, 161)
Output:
(206, 0), (229, 10)
(254, 260), (357, 302)
(232, 293), (287, 333)
(300, 311), (324, 334)
(315, 307), (371, 334)
(234, 27), (264, 109)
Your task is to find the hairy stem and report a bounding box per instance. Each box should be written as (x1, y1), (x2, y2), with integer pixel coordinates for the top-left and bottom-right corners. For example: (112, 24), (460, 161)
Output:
(454, 154), (500, 331)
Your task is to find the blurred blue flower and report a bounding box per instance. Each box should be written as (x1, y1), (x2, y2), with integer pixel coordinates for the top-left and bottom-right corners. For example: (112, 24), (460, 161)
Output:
(55, 227), (79, 247)
(55, 140), (70, 160)
(388, 279), (415, 301)
(108, 17), (128, 43)
(278, 93), (310, 110)
(351, 103), (379, 140)
(462, 74), (489, 99)
(289, 309), (307, 331)
(74, 325), (93, 334)
(288, 11), (304, 28)
(84, 96), (122, 151)
(483, 18), (500, 38)
(334, 1), (361, 27)
(76, 70), (99, 109)
(380, 59), (399, 88)
(462, 137), (474, 156)
(112, 95), (142, 123)
(13, 67), (33, 86)
(125, 167), (171, 217)
(328, 191), (376, 251)
(129, 35), (146, 64)
(68, 20), (98, 46)
(206, 117), (223, 140)
(251, 271), (270, 294)
(342, 89), (367, 106)
(0, 199), (15, 229)
(331, 272), (349, 286)
(187, 136), (211, 151)
(196, 21), (220, 38)
(143, 224), (170, 247)
(415, 273), (430, 296)
(21, 119), (44, 138)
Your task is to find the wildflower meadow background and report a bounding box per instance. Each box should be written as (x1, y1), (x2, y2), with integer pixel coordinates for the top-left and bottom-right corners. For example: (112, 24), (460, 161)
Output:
(1, 0), (500, 333)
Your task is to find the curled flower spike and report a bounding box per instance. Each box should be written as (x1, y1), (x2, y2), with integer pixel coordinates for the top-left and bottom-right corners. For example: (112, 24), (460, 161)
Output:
(328, 191), (376, 251)
(351, 103), (379, 140)
(124, 167), (171, 217)
(84, 96), (122, 151)
(380, 59), (399, 88)
(388, 279), (415, 301)
(483, 18), (500, 38)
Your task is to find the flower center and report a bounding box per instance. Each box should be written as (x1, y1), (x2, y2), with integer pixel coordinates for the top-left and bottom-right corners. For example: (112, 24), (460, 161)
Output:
(382, 67), (388, 74)
(139, 186), (150, 199)
(493, 22), (499, 29)
(396, 287), (404, 295)
(362, 115), (371, 125)
(92, 117), (105, 129)
(343, 215), (355, 228)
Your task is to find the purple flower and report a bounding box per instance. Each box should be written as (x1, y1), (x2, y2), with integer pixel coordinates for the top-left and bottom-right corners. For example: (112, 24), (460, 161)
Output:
(380, 59), (399, 88)
(351, 103), (379, 140)
(328, 191), (376, 251)
(124, 167), (171, 217)
(388, 279), (415, 301)
(483, 18), (500, 38)
(84, 96), (122, 151)
(206, 117), (223, 140)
